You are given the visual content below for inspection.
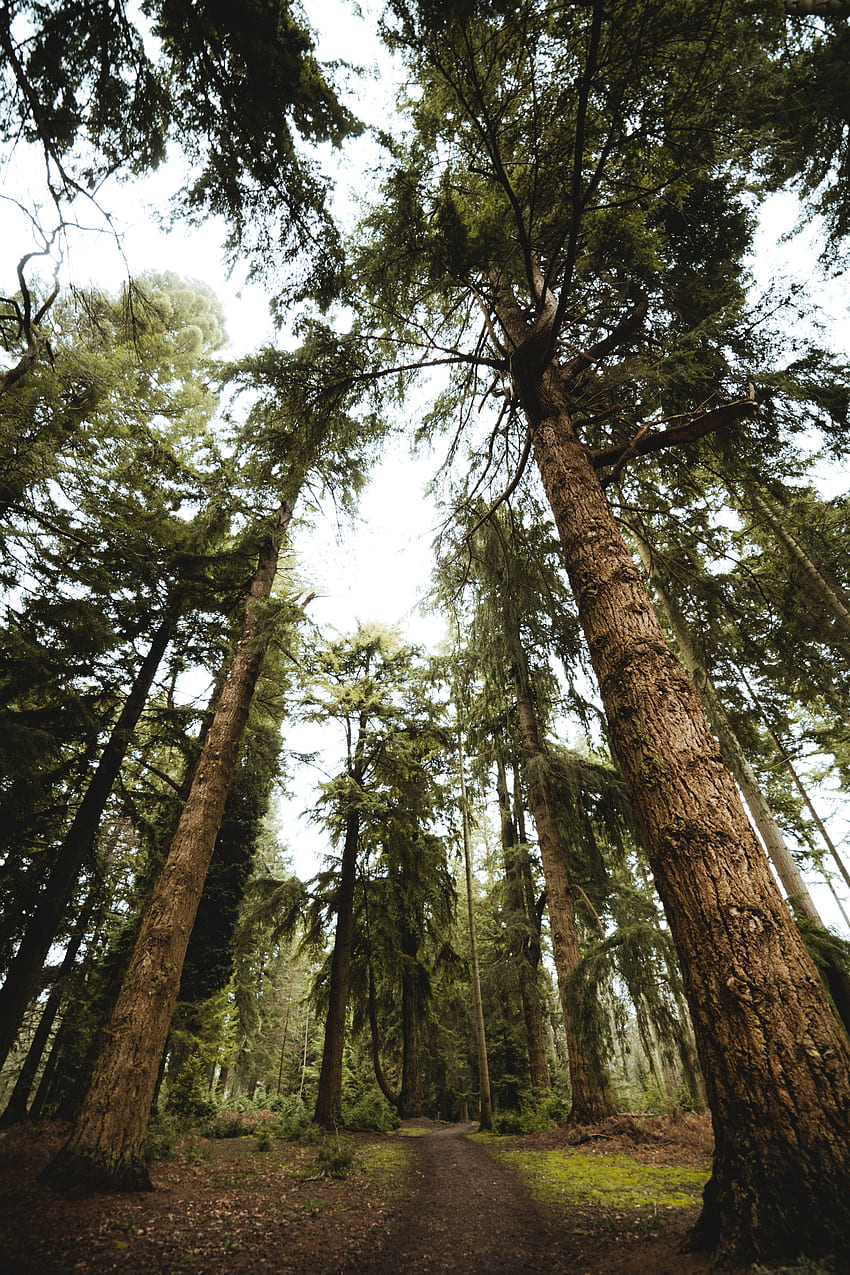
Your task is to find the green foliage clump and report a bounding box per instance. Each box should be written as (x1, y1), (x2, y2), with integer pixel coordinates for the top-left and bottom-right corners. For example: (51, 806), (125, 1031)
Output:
(144, 1114), (179, 1163)
(315, 1136), (356, 1179)
(342, 1090), (401, 1133)
(205, 1108), (276, 1138)
(294, 1122), (327, 1146)
(492, 1106), (552, 1136)
(164, 1056), (218, 1121)
(253, 1123), (275, 1152)
(267, 1094), (314, 1138)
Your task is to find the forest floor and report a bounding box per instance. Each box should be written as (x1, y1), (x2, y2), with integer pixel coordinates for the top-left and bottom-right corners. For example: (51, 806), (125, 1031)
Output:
(0, 1112), (832, 1274)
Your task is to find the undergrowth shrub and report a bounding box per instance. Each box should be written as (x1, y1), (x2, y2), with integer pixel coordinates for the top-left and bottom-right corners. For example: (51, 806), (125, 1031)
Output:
(254, 1123), (275, 1152)
(316, 1136), (356, 1178)
(164, 1056), (217, 1122)
(343, 1090), (400, 1132)
(492, 1106), (551, 1136)
(144, 1114), (178, 1163)
(205, 1108), (276, 1138)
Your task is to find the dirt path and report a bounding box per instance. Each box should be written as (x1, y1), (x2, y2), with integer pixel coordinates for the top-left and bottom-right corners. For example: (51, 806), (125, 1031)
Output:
(337, 1123), (574, 1275)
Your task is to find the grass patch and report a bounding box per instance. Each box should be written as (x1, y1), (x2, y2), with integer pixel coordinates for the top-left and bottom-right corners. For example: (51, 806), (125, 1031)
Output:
(479, 1138), (708, 1222)
(359, 1141), (412, 1174)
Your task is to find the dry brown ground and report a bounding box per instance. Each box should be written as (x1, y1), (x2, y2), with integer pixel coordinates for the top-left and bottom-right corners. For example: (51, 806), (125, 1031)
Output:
(0, 1114), (828, 1274)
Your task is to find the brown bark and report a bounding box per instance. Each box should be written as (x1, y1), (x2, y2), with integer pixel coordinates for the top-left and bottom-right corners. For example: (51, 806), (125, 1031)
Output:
(40, 504), (290, 1191)
(633, 532), (850, 1036)
(494, 753), (550, 1097)
(512, 655), (616, 1123)
(498, 304), (850, 1257)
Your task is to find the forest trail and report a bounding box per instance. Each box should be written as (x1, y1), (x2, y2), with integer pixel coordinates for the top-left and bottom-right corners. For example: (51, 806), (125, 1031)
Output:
(338, 1122), (570, 1274)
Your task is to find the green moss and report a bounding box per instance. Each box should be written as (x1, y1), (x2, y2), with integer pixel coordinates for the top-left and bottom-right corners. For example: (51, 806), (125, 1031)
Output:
(358, 1140), (412, 1177)
(487, 1144), (708, 1215)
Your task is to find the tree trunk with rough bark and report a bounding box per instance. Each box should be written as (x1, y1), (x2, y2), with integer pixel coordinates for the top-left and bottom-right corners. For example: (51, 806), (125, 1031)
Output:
(498, 305), (850, 1258)
(632, 529), (850, 1036)
(40, 505), (290, 1191)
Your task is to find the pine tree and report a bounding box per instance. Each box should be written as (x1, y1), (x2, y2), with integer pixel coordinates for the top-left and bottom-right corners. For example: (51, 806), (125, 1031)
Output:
(352, 1), (850, 1258)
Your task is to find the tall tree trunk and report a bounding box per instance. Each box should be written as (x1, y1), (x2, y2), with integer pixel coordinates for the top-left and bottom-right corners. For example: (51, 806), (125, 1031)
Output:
(458, 731), (493, 1130)
(399, 922), (424, 1117)
(631, 528), (824, 922)
(632, 530), (850, 1036)
(0, 887), (101, 1127)
(499, 309), (850, 1258)
(512, 652), (616, 1122)
(314, 804), (361, 1128)
(41, 504), (290, 1191)
(494, 752), (550, 1097)
(0, 615), (174, 1071)
(366, 961), (400, 1110)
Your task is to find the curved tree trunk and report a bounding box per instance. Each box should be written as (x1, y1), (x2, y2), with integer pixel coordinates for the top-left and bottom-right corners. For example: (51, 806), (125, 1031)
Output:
(366, 962), (400, 1110)
(498, 309), (850, 1258)
(40, 504), (290, 1191)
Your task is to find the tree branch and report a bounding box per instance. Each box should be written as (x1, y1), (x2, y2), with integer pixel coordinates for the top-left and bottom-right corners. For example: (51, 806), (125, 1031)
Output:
(590, 385), (759, 483)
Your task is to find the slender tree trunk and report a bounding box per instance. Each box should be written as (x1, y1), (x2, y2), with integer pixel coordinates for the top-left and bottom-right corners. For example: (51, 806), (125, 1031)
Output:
(314, 804), (360, 1128)
(399, 923), (424, 1117)
(494, 753), (550, 1097)
(512, 654), (616, 1122)
(745, 486), (850, 644)
(458, 732), (493, 1130)
(298, 1006), (310, 1103)
(499, 311), (850, 1258)
(276, 994), (292, 1096)
(762, 711), (850, 897)
(0, 888), (101, 1126)
(0, 615), (174, 1071)
(41, 504), (290, 1191)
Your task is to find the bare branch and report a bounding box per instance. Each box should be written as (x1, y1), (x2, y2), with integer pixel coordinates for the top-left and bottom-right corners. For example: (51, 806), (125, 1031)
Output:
(591, 386), (759, 483)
